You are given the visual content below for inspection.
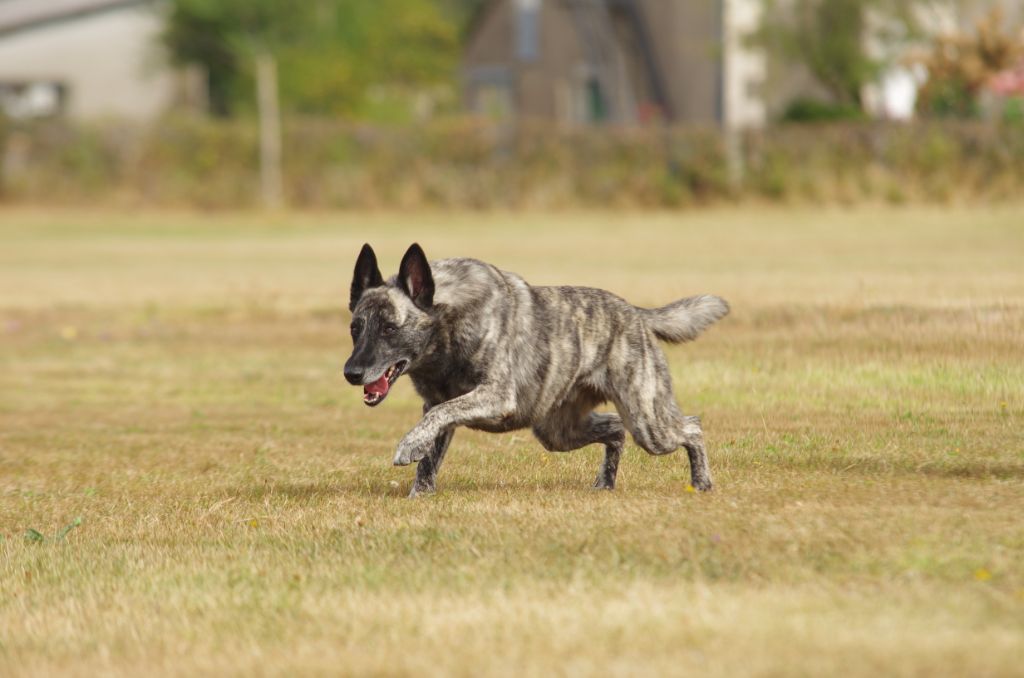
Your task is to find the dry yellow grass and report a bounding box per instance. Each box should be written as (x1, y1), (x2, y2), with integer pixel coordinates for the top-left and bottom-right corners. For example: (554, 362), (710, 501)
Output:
(1, 206), (1022, 677)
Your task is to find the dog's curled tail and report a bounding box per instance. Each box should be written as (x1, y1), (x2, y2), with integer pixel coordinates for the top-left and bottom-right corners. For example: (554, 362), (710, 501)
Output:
(641, 295), (730, 344)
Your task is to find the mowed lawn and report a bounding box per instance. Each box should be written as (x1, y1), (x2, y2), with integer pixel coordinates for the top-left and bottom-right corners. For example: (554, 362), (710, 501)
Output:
(1, 207), (1022, 676)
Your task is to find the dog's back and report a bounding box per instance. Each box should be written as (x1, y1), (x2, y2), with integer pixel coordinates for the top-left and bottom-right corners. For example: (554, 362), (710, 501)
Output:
(415, 258), (728, 433)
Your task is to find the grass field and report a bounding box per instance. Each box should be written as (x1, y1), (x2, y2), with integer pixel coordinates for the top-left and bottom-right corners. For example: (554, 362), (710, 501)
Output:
(1, 206), (1022, 676)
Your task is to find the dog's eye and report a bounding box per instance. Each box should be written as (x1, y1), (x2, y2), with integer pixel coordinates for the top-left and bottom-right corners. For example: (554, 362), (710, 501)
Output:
(350, 321), (363, 338)
(383, 323), (398, 336)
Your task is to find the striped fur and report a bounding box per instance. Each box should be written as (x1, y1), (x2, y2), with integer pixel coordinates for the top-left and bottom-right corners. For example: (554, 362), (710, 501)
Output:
(344, 244), (729, 497)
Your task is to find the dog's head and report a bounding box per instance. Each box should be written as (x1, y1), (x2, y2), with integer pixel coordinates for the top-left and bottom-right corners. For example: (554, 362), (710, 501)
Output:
(344, 243), (435, 406)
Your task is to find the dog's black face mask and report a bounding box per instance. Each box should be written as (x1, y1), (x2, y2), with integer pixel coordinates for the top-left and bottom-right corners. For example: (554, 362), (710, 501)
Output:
(344, 243), (434, 406)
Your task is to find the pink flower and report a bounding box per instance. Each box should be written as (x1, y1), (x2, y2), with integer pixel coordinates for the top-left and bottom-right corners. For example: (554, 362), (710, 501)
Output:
(989, 62), (1024, 96)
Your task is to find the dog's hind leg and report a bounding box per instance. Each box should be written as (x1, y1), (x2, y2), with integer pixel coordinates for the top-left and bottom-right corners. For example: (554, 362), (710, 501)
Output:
(592, 420), (624, 490)
(611, 340), (714, 492)
(410, 405), (455, 498)
(619, 396), (714, 492)
(681, 415), (712, 492)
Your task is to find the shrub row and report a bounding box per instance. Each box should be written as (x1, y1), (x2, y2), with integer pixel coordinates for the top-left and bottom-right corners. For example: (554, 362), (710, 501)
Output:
(2, 116), (1023, 208)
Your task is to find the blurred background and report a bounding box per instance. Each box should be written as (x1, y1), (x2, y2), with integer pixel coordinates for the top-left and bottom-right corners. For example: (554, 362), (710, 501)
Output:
(3, 6), (1023, 674)
(0, 0), (1023, 209)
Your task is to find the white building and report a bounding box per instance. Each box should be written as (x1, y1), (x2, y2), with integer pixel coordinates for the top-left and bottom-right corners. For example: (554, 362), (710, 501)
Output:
(0, 0), (183, 120)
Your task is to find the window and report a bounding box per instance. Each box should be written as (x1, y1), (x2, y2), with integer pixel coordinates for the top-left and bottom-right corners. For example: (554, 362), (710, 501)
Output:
(516, 0), (540, 61)
(0, 81), (67, 119)
(586, 78), (608, 122)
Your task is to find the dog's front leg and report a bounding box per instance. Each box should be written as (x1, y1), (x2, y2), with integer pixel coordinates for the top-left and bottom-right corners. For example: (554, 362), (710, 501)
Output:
(410, 403), (455, 497)
(393, 386), (514, 466)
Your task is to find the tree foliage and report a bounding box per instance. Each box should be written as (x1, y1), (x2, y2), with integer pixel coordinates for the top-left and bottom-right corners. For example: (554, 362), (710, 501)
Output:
(163, 0), (460, 118)
(758, 0), (921, 111)
(915, 6), (1024, 118)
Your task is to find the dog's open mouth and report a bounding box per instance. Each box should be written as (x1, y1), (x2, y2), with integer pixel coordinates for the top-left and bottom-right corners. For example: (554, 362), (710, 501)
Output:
(363, 361), (408, 407)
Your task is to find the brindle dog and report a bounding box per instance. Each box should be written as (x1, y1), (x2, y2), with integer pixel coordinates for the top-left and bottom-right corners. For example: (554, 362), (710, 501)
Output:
(344, 243), (729, 497)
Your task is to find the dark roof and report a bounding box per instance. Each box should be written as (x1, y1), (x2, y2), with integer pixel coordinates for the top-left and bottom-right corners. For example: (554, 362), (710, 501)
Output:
(0, 0), (155, 38)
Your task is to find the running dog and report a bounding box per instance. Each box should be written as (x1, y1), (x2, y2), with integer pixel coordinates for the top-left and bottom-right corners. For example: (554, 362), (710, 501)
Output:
(343, 243), (729, 497)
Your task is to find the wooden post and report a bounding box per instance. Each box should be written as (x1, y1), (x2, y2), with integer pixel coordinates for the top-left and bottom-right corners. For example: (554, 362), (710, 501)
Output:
(256, 50), (283, 209)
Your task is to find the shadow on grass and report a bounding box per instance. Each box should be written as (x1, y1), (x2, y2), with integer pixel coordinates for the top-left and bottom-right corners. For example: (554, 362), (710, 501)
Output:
(761, 455), (1024, 480)
(240, 479), (403, 500)
(904, 460), (1024, 480)
(238, 474), (603, 501)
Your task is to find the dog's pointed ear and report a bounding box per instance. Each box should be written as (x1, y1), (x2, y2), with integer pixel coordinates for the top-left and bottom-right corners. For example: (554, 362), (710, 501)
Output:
(350, 244), (384, 311)
(398, 243), (434, 310)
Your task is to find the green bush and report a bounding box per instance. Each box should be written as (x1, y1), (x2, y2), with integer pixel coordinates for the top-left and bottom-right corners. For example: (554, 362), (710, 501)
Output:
(1, 116), (1022, 208)
(1003, 97), (1024, 125)
(782, 98), (867, 123)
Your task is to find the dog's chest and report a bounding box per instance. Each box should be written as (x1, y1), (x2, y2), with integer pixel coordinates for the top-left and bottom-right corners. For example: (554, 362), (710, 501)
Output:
(409, 369), (479, 407)
(466, 415), (526, 434)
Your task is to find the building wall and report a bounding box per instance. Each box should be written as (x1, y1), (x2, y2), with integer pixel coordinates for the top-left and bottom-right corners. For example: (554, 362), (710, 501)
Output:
(523, 0), (586, 122)
(639, 0), (721, 124)
(640, 0), (767, 127)
(464, 0), (591, 124)
(463, 0), (520, 119)
(464, 2), (516, 80)
(0, 5), (176, 120)
(464, 0), (770, 127)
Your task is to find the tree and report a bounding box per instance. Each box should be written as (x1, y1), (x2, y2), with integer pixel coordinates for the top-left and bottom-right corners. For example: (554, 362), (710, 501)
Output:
(915, 6), (1024, 118)
(758, 0), (922, 115)
(162, 0), (461, 205)
(162, 0), (459, 119)
(163, 0), (306, 117)
(164, 0), (307, 206)
(435, 0), (490, 35)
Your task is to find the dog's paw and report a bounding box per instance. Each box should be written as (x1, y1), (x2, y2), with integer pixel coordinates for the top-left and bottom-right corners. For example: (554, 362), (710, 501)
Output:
(408, 482), (436, 499)
(393, 434), (431, 466)
(692, 477), (714, 493)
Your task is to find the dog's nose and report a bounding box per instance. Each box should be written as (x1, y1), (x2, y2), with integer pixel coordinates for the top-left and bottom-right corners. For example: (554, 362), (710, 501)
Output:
(343, 366), (364, 385)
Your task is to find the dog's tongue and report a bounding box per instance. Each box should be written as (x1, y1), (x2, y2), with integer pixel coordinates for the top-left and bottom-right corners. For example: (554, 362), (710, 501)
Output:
(364, 374), (390, 396)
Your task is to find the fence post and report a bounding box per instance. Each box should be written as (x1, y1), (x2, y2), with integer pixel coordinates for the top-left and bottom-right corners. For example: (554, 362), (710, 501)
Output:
(256, 50), (284, 209)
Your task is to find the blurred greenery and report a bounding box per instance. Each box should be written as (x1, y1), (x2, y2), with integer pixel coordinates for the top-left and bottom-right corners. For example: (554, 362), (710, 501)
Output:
(758, 0), (920, 114)
(1004, 97), (1024, 124)
(781, 98), (867, 123)
(163, 0), (475, 119)
(160, 0), (1024, 126)
(4, 118), (1024, 208)
(915, 7), (1024, 120)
